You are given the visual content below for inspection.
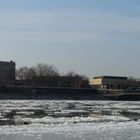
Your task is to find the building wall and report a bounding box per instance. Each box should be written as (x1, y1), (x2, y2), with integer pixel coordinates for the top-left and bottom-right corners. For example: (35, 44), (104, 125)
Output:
(90, 76), (129, 89)
(102, 78), (128, 89)
(89, 78), (102, 85)
(0, 61), (15, 84)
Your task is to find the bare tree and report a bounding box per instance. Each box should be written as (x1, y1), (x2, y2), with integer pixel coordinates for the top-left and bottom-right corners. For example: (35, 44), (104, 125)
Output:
(65, 71), (79, 77)
(64, 71), (89, 87)
(27, 67), (37, 80)
(16, 66), (29, 80)
(16, 64), (59, 80)
(35, 63), (59, 77)
(16, 64), (89, 87)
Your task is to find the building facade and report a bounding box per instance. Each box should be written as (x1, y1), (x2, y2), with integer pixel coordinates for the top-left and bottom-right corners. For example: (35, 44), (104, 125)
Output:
(0, 61), (15, 84)
(90, 76), (128, 89)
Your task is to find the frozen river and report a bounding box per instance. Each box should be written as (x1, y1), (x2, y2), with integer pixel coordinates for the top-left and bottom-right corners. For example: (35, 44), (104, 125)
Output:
(0, 100), (140, 140)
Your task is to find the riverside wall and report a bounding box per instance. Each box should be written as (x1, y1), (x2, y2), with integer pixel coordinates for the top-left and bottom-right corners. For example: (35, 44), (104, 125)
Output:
(0, 86), (109, 100)
(0, 86), (140, 100)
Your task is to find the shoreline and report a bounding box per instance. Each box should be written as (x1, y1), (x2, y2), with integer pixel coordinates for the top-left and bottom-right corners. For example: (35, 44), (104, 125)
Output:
(0, 86), (140, 101)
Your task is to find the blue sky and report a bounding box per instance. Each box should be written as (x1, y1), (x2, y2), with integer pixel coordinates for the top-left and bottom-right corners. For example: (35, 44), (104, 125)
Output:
(0, 0), (140, 78)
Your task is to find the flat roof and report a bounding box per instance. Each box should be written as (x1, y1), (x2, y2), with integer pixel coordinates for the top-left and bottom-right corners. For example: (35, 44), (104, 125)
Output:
(94, 76), (128, 80)
(0, 60), (15, 64)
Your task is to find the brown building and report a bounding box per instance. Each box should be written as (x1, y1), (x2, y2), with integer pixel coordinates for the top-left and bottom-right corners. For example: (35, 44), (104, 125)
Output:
(0, 61), (15, 84)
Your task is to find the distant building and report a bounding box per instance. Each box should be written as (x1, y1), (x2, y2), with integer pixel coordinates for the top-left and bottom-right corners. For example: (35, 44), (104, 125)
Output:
(133, 79), (140, 89)
(0, 60), (15, 84)
(89, 76), (128, 89)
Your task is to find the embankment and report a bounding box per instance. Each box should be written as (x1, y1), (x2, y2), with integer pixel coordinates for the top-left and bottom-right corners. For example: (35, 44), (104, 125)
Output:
(0, 86), (140, 100)
(0, 86), (109, 100)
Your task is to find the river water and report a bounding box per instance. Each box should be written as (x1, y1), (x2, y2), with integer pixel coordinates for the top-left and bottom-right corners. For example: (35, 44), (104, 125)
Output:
(0, 100), (140, 140)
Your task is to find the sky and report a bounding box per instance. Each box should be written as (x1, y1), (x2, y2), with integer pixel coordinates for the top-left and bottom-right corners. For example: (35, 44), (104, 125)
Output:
(0, 0), (140, 78)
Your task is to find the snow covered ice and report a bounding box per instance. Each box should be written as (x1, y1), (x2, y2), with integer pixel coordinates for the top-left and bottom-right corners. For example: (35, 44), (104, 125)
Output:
(0, 100), (140, 140)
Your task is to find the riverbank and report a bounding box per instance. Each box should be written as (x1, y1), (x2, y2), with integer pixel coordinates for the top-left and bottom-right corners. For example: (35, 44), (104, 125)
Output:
(0, 86), (140, 100)
(0, 86), (108, 100)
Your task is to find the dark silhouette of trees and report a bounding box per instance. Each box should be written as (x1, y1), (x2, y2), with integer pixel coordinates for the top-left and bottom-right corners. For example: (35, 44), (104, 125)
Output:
(16, 64), (59, 80)
(64, 71), (89, 87)
(16, 66), (29, 80)
(16, 64), (89, 88)
(35, 63), (59, 77)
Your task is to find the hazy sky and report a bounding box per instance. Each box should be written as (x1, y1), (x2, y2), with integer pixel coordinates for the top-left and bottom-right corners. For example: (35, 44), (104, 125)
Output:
(0, 0), (140, 78)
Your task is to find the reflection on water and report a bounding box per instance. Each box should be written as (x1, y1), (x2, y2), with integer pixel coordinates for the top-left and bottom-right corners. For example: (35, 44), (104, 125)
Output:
(0, 100), (140, 140)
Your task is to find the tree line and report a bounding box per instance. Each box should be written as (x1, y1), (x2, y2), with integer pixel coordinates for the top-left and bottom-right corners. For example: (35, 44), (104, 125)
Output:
(16, 63), (89, 88)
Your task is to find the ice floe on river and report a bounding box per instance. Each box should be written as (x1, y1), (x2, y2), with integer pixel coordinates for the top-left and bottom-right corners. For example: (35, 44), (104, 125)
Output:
(0, 100), (140, 140)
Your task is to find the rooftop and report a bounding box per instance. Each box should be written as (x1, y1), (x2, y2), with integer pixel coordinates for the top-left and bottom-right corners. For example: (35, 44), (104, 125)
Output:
(0, 60), (15, 64)
(94, 76), (128, 80)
